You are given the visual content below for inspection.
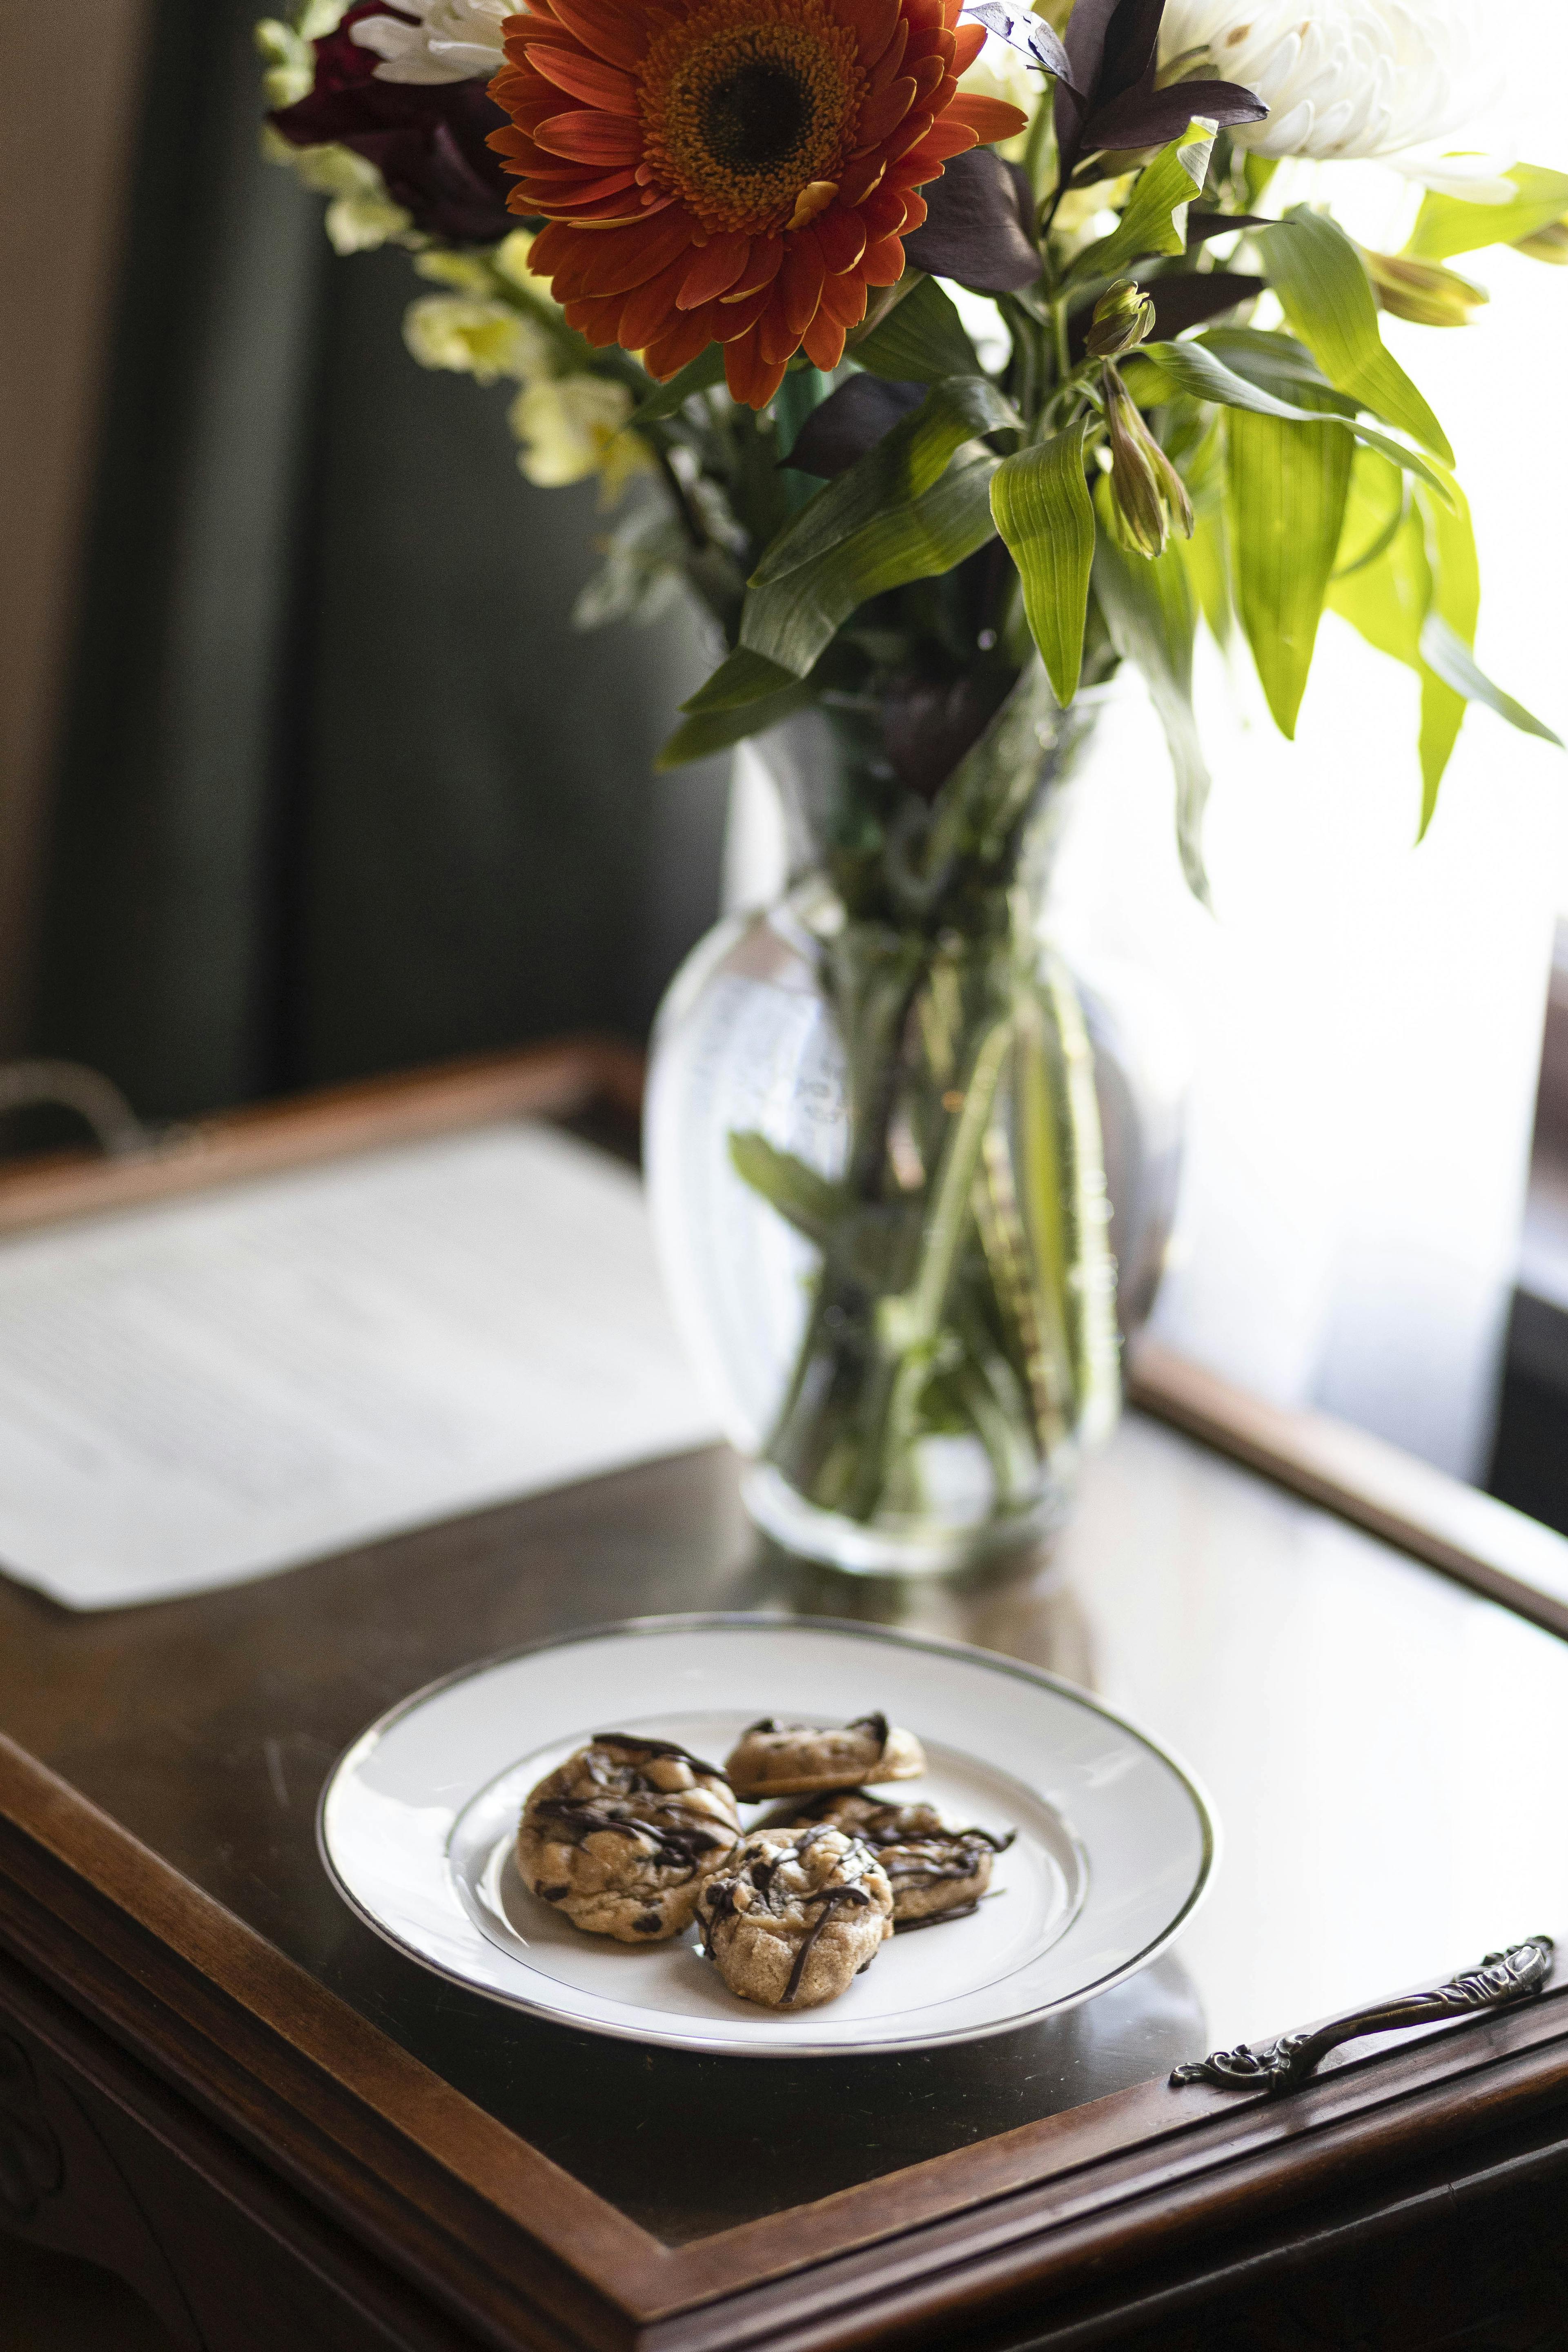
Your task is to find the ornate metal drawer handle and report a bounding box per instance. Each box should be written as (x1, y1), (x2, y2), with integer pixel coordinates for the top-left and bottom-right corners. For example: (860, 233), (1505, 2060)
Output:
(1170, 1936), (1555, 2096)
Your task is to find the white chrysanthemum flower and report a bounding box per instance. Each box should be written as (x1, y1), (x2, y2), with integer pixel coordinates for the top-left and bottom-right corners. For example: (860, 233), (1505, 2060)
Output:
(509, 377), (653, 503)
(351, 0), (508, 83)
(1158, 0), (1492, 170)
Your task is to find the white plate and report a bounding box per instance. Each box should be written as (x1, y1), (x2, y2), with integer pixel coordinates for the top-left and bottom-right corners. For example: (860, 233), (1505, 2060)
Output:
(318, 1615), (1216, 2057)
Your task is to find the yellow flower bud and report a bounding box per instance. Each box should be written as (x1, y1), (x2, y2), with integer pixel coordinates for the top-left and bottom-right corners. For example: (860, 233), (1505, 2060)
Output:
(1102, 365), (1193, 559)
(1360, 248), (1486, 327)
(1513, 218), (1568, 265)
(1086, 277), (1156, 358)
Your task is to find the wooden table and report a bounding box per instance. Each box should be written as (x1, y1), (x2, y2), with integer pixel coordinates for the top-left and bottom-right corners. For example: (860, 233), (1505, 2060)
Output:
(2, 1044), (1568, 2351)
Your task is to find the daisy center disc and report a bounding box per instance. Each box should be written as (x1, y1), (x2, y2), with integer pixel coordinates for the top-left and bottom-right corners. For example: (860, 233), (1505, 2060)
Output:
(639, 0), (866, 233)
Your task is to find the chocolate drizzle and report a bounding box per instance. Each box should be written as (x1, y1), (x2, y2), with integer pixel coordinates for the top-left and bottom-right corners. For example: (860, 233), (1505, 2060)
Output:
(782, 1884), (871, 2006)
(590, 1732), (727, 1779)
(529, 1796), (728, 1874)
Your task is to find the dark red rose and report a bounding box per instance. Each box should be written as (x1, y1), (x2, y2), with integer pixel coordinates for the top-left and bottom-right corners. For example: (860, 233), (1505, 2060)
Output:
(270, 1), (515, 247)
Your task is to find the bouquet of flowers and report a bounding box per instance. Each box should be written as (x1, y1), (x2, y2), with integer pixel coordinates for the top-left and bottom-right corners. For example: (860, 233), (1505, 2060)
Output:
(258, 0), (1568, 1571)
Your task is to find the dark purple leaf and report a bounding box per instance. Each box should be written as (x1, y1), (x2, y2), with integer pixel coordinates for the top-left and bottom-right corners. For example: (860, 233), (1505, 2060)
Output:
(786, 376), (926, 478)
(1147, 270), (1264, 336)
(271, 0), (515, 245)
(1187, 210), (1274, 243)
(1067, 267), (1261, 358)
(961, 1), (1081, 90)
(1080, 75), (1266, 152)
(882, 664), (1016, 801)
(902, 147), (1041, 291)
(1056, 0), (1166, 175)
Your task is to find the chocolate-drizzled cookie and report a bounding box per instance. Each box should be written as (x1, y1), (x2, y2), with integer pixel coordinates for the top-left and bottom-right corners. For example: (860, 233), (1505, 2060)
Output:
(697, 1823), (893, 2009)
(782, 1791), (1013, 1926)
(724, 1712), (924, 1800)
(516, 1734), (739, 1941)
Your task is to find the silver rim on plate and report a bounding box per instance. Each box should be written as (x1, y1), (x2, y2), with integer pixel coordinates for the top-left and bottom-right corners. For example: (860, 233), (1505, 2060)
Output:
(318, 1612), (1218, 2057)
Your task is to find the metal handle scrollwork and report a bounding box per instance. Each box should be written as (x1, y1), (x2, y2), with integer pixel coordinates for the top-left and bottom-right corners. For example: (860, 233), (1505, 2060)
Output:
(1171, 1936), (1555, 2097)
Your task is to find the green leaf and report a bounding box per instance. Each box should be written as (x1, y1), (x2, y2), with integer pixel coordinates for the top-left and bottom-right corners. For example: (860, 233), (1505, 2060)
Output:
(628, 342), (726, 422)
(1413, 471), (1476, 827)
(727, 1132), (844, 1244)
(1180, 495), (1231, 645)
(1252, 208), (1452, 461)
(990, 417), (1095, 706)
(1072, 125), (1216, 281)
(751, 375), (1016, 586)
(1419, 615), (1564, 750)
(1137, 337), (1456, 503)
(850, 275), (982, 383)
(1226, 385), (1352, 738)
(679, 646), (799, 715)
(1323, 455), (1556, 835)
(1092, 479), (1212, 903)
(740, 452), (1001, 676)
(1405, 164), (1568, 261)
(657, 673), (818, 767)
(1194, 326), (1356, 414)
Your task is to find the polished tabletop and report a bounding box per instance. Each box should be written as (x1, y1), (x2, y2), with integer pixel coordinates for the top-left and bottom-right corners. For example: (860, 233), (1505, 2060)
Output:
(2, 1405), (1563, 2247)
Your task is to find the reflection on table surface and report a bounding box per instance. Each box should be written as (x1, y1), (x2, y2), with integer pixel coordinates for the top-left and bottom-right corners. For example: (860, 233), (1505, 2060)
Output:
(2, 1409), (1564, 2241)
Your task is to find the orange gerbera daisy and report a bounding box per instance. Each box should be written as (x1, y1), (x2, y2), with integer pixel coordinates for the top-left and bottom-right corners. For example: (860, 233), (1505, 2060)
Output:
(487, 0), (1028, 405)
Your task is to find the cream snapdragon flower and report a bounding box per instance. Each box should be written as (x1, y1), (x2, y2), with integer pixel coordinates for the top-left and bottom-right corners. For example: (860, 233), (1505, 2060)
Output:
(403, 294), (554, 383)
(350, 0), (508, 82)
(510, 377), (653, 501)
(1158, 0), (1494, 179)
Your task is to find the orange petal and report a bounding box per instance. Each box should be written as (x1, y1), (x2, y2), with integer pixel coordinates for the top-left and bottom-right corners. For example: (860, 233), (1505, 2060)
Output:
(724, 331), (764, 405)
(908, 53), (946, 103)
(526, 45), (639, 111)
(678, 231), (753, 307)
(839, 154), (887, 205)
(568, 211), (694, 297)
(813, 205), (868, 274)
(946, 93), (1030, 143)
(618, 252), (695, 349)
(533, 109), (640, 163)
(860, 183), (909, 238)
(857, 75), (916, 146)
(951, 20), (986, 70)
(714, 279), (780, 339)
(780, 232), (826, 336)
(544, 0), (644, 68)
(866, 19), (909, 94)
(643, 310), (717, 379)
(562, 293), (628, 345)
(820, 268), (869, 327)
(862, 234), (908, 286)
(900, 119), (978, 171)
(802, 308), (848, 370)
(759, 291), (804, 368)
(838, 0), (901, 68)
(723, 234), (785, 300)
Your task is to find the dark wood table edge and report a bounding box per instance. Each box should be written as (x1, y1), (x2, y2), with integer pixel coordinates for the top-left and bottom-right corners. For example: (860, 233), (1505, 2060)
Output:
(4, 1732), (1565, 2351)
(4, 1047), (1568, 2346)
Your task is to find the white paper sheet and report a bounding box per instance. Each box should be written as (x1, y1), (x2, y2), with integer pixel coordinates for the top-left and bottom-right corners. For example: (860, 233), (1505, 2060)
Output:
(0, 1123), (720, 1610)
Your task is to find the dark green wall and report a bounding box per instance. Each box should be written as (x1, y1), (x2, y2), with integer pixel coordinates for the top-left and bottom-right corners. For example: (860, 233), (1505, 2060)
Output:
(34, 0), (726, 1123)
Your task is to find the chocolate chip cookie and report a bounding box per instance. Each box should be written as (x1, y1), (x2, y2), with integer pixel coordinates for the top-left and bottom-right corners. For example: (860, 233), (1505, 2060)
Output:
(517, 1734), (740, 1940)
(783, 1791), (1013, 1925)
(697, 1822), (894, 2008)
(724, 1712), (924, 1800)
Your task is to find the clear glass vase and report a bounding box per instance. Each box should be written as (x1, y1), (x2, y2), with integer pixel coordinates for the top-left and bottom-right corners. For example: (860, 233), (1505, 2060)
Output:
(646, 671), (1121, 1576)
